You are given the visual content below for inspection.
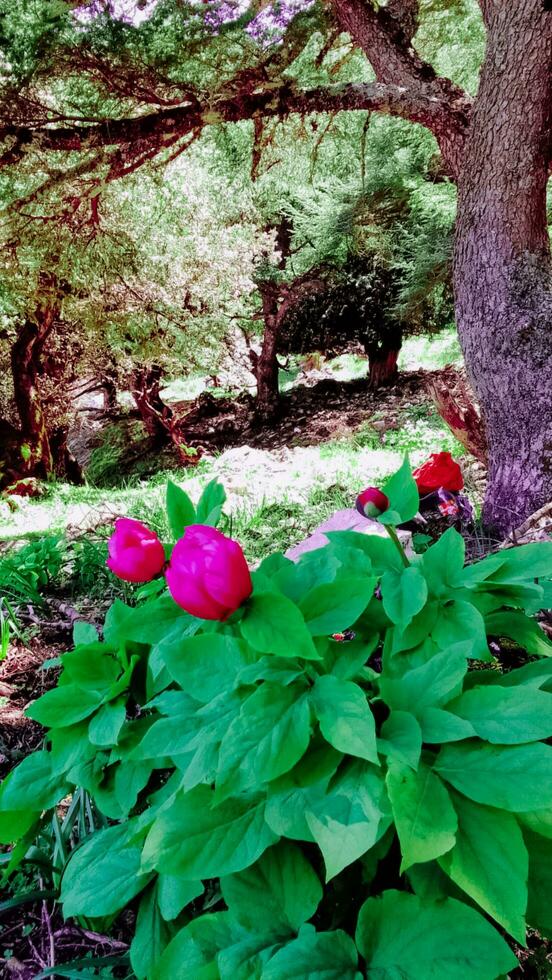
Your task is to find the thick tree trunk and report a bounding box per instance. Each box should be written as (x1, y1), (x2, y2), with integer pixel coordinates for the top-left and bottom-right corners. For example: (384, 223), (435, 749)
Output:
(10, 278), (59, 479)
(366, 327), (403, 388)
(454, 2), (552, 533)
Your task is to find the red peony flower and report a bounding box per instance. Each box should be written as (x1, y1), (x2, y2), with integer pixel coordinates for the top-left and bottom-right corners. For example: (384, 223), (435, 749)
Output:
(413, 452), (464, 496)
(107, 518), (166, 583)
(166, 524), (252, 621)
(356, 486), (389, 518)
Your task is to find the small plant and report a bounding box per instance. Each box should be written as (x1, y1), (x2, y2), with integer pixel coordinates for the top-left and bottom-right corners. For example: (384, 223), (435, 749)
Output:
(2, 464), (552, 978)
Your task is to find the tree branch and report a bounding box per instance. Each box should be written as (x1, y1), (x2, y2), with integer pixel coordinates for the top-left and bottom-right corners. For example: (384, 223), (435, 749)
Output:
(0, 80), (468, 174)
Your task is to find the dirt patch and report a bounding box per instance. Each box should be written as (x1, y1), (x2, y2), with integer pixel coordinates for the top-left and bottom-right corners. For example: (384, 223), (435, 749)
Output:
(0, 638), (60, 778)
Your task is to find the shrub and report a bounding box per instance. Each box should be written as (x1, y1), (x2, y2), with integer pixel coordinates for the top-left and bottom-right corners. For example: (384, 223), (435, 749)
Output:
(2, 464), (552, 978)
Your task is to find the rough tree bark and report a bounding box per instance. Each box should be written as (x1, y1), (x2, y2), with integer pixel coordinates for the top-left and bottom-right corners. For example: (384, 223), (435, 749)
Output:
(366, 326), (403, 389)
(9, 274), (59, 480)
(454, 1), (552, 532)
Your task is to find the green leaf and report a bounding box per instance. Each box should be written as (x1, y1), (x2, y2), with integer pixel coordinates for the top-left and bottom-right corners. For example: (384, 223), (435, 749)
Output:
(153, 912), (235, 980)
(262, 927), (362, 980)
(312, 675), (378, 763)
(157, 875), (204, 921)
(105, 595), (198, 646)
(380, 457), (419, 524)
(196, 478), (226, 526)
(379, 711), (422, 769)
(300, 576), (375, 635)
(264, 745), (342, 842)
(451, 684), (552, 743)
(435, 742), (552, 811)
(88, 698), (127, 747)
(130, 883), (172, 980)
(166, 479), (196, 538)
(306, 761), (390, 880)
(488, 542), (552, 583)
(216, 683), (311, 797)
(524, 827), (552, 938)
(418, 708), (476, 743)
(241, 593), (320, 660)
(325, 531), (403, 574)
(386, 761), (457, 871)
(221, 841), (322, 935)
(72, 621), (99, 647)
(379, 642), (469, 715)
(142, 786), (278, 879)
(356, 890), (517, 979)
(421, 528), (465, 597)
(62, 822), (151, 917)
(439, 792), (528, 943)
(26, 684), (103, 728)
(162, 632), (250, 703)
(432, 600), (490, 661)
(0, 751), (68, 813)
(381, 566), (428, 628)
(485, 610), (552, 657)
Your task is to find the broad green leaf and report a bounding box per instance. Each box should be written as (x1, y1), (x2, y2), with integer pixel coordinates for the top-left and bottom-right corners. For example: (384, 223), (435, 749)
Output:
(356, 890), (517, 979)
(386, 761), (457, 871)
(72, 621), (99, 646)
(325, 531), (403, 574)
(0, 751), (68, 813)
(519, 808), (552, 839)
(26, 683), (103, 727)
(431, 600), (490, 661)
(487, 542), (552, 583)
(62, 821), (151, 917)
(421, 528), (465, 597)
(142, 786), (278, 879)
(524, 827), (552, 938)
(218, 932), (280, 979)
(130, 883), (172, 980)
(435, 742), (552, 811)
(418, 708), (476, 743)
(157, 875), (204, 921)
(485, 610), (552, 657)
(166, 479), (196, 538)
(216, 683), (311, 797)
(379, 711), (422, 769)
(153, 912), (235, 980)
(312, 675), (378, 763)
(221, 841), (322, 935)
(439, 792), (528, 943)
(379, 642), (469, 715)
(306, 761), (390, 880)
(196, 478), (226, 525)
(241, 593), (320, 660)
(264, 745), (342, 842)
(380, 457), (419, 524)
(381, 566), (427, 628)
(300, 576), (375, 635)
(105, 595), (197, 646)
(0, 808), (39, 845)
(88, 698), (127, 747)
(451, 684), (552, 743)
(162, 632), (250, 703)
(262, 927), (362, 980)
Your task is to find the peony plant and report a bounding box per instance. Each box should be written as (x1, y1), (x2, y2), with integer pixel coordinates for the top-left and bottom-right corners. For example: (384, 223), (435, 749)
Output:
(2, 463), (552, 979)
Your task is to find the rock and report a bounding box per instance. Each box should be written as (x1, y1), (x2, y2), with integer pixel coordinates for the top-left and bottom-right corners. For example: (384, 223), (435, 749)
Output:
(286, 507), (412, 561)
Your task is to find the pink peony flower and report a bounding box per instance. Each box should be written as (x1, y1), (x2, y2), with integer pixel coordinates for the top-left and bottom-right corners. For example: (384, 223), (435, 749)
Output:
(356, 486), (389, 518)
(166, 524), (252, 621)
(107, 518), (165, 583)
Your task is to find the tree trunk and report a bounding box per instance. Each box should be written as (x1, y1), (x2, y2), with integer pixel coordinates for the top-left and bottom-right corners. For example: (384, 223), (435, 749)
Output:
(255, 284), (281, 420)
(366, 327), (403, 388)
(131, 365), (200, 466)
(454, 2), (552, 533)
(10, 277), (60, 479)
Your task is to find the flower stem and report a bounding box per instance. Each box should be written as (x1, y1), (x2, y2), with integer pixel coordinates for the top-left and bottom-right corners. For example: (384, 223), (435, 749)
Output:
(384, 525), (410, 568)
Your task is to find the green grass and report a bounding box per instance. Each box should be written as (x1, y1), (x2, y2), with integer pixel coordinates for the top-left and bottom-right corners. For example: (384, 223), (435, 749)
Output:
(398, 327), (462, 371)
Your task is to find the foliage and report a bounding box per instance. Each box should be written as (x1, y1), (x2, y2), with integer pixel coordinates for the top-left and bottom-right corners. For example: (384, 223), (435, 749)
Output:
(2, 463), (552, 977)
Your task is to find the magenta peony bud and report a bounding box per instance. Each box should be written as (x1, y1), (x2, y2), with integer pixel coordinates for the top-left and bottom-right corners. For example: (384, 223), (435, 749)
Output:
(166, 524), (252, 621)
(107, 518), (166, 583)
(356, 486), (389, 518)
